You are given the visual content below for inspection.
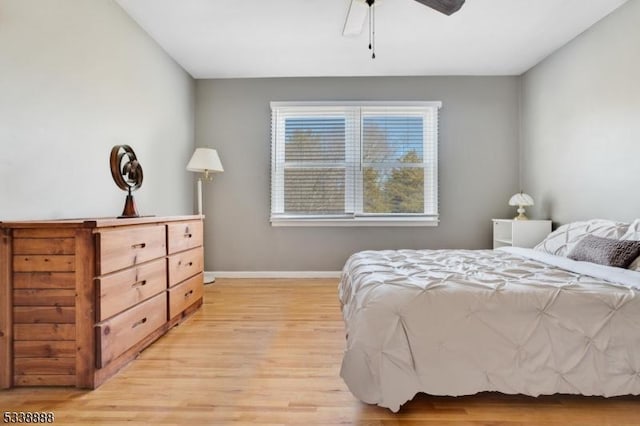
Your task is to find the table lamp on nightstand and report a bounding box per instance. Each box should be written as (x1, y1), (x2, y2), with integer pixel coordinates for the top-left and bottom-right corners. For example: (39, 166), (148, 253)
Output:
(187, 147), (224, 283)
(509, 192), (534, 220)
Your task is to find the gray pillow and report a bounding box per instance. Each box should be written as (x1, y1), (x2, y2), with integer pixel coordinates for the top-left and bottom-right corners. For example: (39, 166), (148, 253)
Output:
(567, 235), (640, 268)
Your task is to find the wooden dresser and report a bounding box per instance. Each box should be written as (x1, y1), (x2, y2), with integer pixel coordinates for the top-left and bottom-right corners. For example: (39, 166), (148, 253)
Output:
(0, 215), (204, 389)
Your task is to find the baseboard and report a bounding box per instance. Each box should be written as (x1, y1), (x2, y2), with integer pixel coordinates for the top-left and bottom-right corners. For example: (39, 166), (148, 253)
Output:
(209, 270), (341, 279)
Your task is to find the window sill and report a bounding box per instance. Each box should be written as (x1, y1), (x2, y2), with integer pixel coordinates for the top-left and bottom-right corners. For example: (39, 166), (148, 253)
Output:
(271, 218), (439, 227)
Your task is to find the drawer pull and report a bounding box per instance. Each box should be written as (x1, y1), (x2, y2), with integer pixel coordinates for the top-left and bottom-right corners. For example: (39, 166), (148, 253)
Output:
(131, 317), (148, 329)
(131, 280), (147, 288)
(131, 242), (146, 249)
(184, 233), (192, 238)
(185, 289), (194, 298)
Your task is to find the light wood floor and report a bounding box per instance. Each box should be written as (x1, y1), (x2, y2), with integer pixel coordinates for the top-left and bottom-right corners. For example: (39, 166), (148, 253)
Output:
(1, 278), (640, 425)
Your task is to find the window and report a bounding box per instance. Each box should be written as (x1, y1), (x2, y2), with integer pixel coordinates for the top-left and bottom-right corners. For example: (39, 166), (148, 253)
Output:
(270, 101), (440, 226)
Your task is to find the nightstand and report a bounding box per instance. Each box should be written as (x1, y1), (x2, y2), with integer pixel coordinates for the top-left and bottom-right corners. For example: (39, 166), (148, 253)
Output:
(492, 219), (552, 249)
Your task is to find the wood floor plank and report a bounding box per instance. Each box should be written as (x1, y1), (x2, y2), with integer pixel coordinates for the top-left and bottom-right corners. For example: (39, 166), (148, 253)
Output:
(0, 278), (639, 425)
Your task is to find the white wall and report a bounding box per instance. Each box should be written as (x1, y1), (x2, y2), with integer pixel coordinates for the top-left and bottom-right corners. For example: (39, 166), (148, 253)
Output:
(521, 0), (640, 224)
(0, 0), (195, 220)
(196, 77), (520, 271)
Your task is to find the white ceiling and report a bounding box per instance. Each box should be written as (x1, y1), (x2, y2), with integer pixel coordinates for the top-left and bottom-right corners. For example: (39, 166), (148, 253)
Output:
(116, 0), (628, 79)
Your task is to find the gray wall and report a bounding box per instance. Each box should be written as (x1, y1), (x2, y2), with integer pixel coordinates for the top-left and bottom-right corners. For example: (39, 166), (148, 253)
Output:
(520, 0), (640, 224)
(196, 77), (520, 271)
(0, 0), (195, 220)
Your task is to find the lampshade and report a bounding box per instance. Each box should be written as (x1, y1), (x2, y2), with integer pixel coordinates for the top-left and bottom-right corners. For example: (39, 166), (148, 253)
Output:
(508, 192), (534, 207)
(186, 148), (224, 174)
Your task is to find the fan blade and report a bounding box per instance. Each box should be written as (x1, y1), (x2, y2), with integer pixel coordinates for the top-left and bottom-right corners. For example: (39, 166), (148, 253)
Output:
(343, 0), (369, 36)
(413, 0), (465, 16)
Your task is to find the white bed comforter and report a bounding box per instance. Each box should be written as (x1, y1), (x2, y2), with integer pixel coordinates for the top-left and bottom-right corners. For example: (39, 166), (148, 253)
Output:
(338, 247), (640, 412)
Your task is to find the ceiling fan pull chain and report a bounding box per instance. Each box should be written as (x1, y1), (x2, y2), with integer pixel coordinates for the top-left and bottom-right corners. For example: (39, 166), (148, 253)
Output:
(368, 2), (372, 50)
(371, 4), (376, 59)
(365, 0), (375, 59)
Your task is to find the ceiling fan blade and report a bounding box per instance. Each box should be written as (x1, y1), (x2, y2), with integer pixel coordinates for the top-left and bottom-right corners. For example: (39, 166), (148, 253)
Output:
(343, 0), (369, 36)
(413, 0), (465, 16)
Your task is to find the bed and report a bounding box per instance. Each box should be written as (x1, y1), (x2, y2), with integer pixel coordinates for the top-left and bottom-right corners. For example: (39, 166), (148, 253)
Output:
(338, 219), (640, 412)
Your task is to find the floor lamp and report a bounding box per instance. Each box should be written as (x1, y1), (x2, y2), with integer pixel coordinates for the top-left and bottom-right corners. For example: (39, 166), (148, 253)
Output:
(187, 147), (224, 284)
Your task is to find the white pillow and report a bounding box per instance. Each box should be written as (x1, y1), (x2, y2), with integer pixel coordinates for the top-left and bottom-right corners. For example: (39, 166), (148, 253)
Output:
(621, 219), (640, 240)
(534, 219), (629, 257)
(621, 219), (640, 271)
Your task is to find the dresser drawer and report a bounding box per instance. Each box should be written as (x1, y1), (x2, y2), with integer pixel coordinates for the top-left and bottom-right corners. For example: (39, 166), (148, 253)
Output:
(96, 258), (167, 322)
(97, 225), (166, 274)
(95, 292), (167, 369)
(168, 272), (203, 319)
(168, 247), (203, 287)
(167, 221), (203, 254)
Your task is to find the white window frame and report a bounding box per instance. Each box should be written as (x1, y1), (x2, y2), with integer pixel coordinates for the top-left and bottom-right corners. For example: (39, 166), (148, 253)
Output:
(270, 101), (441, 227)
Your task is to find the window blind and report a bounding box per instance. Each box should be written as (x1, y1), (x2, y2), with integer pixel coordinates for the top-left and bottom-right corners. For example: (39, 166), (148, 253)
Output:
(270, 102), (440, 225)
(361, 107), (438, 217)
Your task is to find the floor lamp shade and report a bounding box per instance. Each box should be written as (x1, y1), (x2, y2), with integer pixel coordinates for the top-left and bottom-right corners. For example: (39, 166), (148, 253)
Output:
(187, 148), (224, 177)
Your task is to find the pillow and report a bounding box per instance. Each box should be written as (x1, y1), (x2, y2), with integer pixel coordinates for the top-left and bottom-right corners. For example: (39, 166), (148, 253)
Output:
(534, 219), (629, 257)
(621, 219), (640, 271)
(629, 257), (640, 271)
(621, 219), (640, 240)
(567, 235), (640, 268)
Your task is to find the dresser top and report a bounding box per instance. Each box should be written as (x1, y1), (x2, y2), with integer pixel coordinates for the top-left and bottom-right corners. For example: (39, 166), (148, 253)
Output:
(0, 215), (203, 229)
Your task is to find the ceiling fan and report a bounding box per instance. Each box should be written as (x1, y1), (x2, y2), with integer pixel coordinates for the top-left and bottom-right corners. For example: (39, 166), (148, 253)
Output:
(344, 0), (465, 35)
(343, 0), (466, 58)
